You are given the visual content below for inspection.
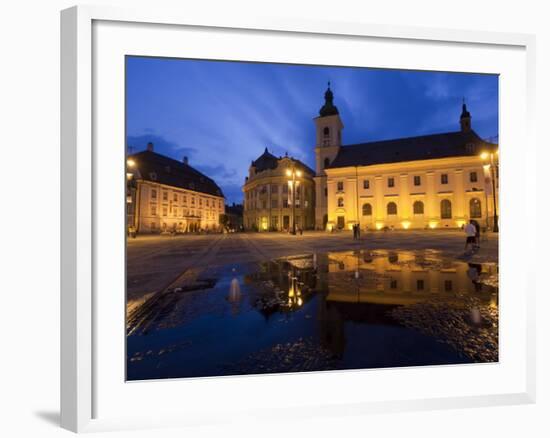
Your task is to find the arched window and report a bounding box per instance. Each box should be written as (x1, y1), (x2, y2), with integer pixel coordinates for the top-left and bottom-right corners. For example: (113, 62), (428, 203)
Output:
(440, 199), (452, 219)
(470, 198), (482, 218)
(323, 126), (330, 137)
(413, 201), (424, 215)
(362, 203), (372, 216)
(337, 197), (344, 207)
(323, 157), (330, 169)
(387, 202), (397, 215)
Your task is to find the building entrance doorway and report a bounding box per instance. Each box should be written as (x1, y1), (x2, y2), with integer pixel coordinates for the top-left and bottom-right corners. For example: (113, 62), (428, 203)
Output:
(337, 216), (345, 230)
(283, 215), (290, 230)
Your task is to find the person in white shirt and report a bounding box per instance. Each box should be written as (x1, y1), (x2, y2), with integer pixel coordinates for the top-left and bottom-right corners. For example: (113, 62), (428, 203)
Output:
(464, 221), (477, 251)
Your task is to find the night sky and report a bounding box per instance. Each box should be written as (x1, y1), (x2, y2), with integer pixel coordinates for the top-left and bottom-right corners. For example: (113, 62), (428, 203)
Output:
(126, 56), (498, 204)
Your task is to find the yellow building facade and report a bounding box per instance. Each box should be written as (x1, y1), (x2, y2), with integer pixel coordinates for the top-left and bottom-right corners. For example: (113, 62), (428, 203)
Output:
(314, 85), (498, 231)
(127, 144), (225, 233)
(243, 148), (315, 231)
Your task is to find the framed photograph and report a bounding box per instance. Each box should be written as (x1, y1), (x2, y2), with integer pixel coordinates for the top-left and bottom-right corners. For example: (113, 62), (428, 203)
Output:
(61, 5), (536, 433)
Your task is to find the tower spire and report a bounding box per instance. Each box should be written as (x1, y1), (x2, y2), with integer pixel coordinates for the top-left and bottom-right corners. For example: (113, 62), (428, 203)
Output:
(460, 98), (472, 132)
(319, 82), (339, 117)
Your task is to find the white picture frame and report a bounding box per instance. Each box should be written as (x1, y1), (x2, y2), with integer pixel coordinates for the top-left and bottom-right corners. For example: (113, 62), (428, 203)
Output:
(60, 4), (536, 433)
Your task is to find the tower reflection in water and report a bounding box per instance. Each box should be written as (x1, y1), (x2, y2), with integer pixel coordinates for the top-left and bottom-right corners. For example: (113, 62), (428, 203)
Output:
(250, 250), (497, 360)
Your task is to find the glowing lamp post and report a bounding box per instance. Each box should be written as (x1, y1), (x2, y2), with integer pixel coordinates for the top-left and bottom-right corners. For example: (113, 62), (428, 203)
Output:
(126, 158), (138, 237)
(286, 166), (302, 235)
(480, 151), (499, 232)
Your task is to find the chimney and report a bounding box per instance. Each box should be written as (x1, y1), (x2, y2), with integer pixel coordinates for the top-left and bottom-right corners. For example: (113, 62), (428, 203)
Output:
(146, 142), (154, 152)
(183, 156), (188, 165)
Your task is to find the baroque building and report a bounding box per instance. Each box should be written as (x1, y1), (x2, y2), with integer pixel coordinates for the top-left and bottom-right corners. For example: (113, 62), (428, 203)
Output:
(126, 143), (225, 233)
(242, 148), (315, 231)
(314, 85), (498, 231)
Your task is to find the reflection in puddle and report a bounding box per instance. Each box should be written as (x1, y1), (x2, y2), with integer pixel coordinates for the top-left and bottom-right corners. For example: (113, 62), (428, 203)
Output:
(127, 250), (498, 380)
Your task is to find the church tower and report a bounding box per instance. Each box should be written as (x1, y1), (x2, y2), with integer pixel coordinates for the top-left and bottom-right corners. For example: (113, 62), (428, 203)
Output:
(314, 83), (344, 230)
(460, 99), (472, 132)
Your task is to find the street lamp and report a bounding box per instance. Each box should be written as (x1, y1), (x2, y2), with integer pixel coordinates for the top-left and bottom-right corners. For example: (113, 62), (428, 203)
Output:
(286, 166), (302, 235)
(480, 151), (499, 232)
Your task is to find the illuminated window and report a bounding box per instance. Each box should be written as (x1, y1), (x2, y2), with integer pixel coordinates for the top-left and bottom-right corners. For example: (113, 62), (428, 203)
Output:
(470, 198), (482, 218)
(440, 199), (452, 219)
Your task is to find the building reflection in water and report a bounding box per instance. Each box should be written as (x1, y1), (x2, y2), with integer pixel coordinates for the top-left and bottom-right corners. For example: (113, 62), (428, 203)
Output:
(227, 277), (242, 314)
(248, 250), (497, 359)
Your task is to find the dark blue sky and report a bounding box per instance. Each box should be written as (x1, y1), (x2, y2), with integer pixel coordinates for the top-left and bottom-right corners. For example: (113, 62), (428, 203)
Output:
(126, 56), (498, 204)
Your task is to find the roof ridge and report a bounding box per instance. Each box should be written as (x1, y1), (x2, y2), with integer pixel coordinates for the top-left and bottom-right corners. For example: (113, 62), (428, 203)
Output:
(342, 130), (469, 148)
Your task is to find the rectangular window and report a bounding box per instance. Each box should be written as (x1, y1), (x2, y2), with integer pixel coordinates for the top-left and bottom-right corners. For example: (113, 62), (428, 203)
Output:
(183, 195), (187, 204)
(162, 191), (168, 201)
(417, 279), (424, 291)
(162, 207), (167, 216)
(441, 173), (448, 184)
(271, 184), (278, 194)
(283, 199), (289, 208)
(388, 177), (395, 188)
(272, 216), (279, 229)
(271, 199), (278, 208)
(470, 171), (478, 182)
(363, 179), (370, 189)
(444, 280), (453, 292)
(151, 205), (157, 216)
(151, 189), (157, 199)
(283, 184), (288, 194)
(337, 181), (344, 191)
(414, 175), (421, 186)
(191, 197), (195, 204)
(173, 193), (178, 202)
(324, 188), (328, 197)
(390, 279), (397, 289)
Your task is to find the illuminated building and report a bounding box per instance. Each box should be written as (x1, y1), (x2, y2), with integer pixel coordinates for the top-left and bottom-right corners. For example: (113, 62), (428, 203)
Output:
(243, 148), (315, 231)
(126, 142), (225, 233)
(314, 85), (499, 231)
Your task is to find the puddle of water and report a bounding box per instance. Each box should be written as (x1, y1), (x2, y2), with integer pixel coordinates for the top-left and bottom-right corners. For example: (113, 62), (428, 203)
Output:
(127, 249), (498, 381)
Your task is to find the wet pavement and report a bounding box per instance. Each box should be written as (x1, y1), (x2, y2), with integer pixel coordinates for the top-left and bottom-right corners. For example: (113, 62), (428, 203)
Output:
(127, 249), (498, 381)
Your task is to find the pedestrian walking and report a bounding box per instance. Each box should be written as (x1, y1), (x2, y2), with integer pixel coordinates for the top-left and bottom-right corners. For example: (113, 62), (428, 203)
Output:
(472, 219), (481, 249)
(464, 220), (477, 252)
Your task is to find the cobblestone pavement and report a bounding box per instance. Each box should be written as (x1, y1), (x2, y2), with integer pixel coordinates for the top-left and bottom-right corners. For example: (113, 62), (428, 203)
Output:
(127, 230), (498, 311)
